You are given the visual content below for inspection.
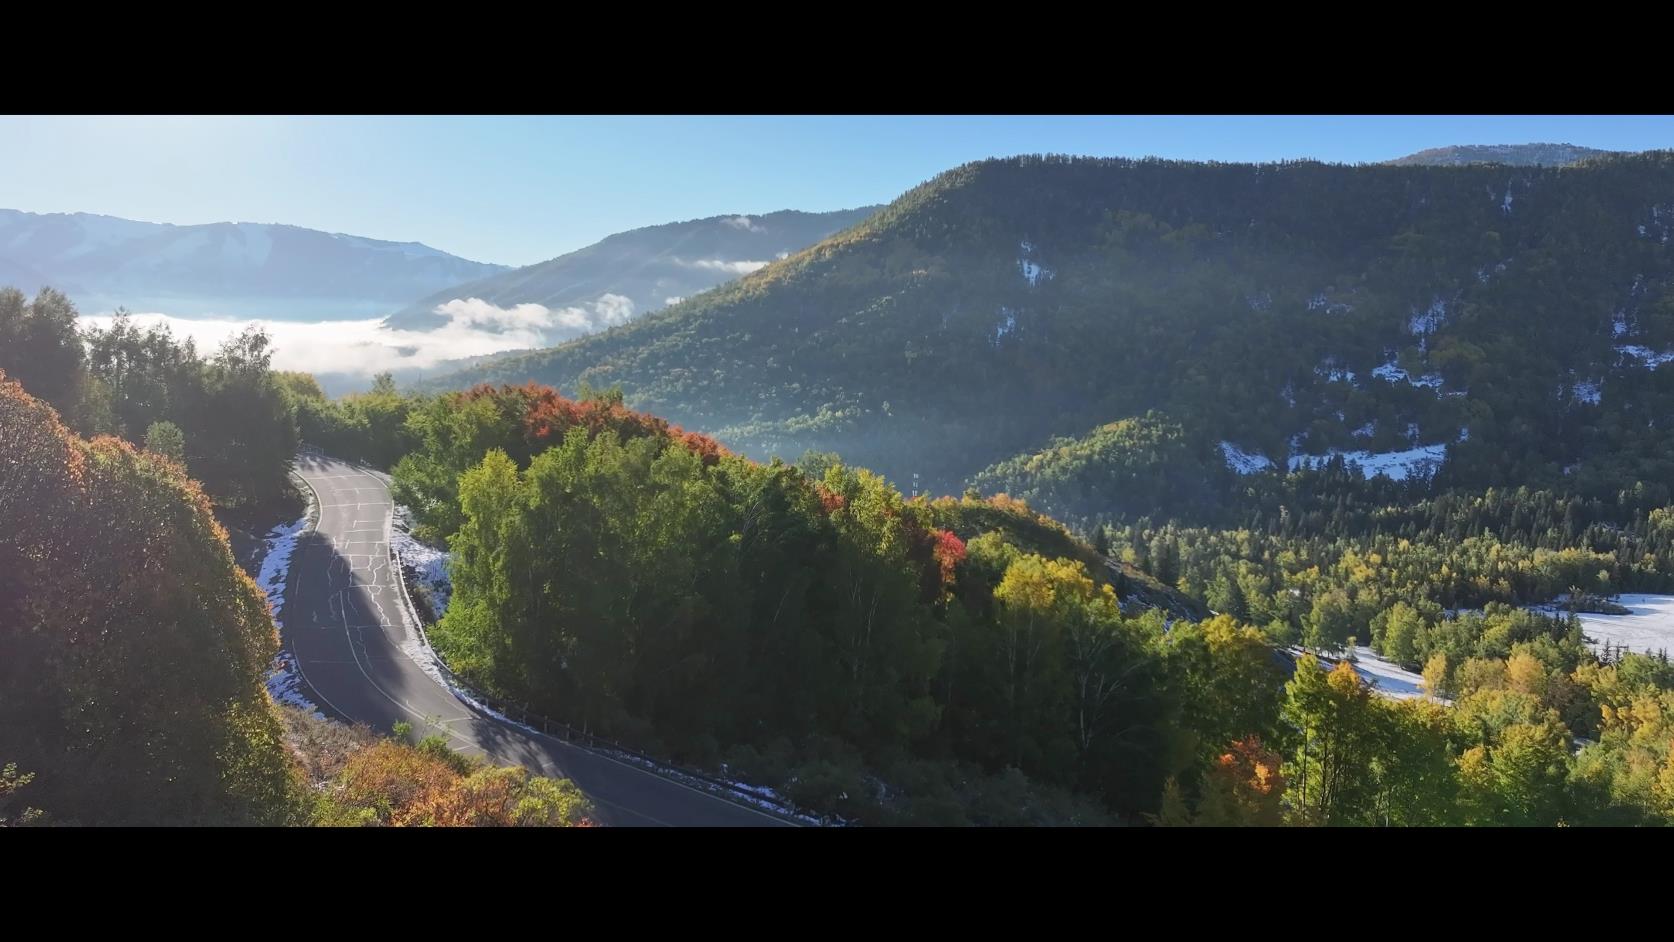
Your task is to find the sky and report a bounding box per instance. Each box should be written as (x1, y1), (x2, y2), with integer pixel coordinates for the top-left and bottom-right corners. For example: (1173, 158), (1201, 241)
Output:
(3, 115), (1672, 267)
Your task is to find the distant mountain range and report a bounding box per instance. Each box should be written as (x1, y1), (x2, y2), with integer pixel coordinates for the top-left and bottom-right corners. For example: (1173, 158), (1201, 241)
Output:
(0, 209), (508, 319)
(380, 207), (881, 332)
(1387, 143), (1624, 167)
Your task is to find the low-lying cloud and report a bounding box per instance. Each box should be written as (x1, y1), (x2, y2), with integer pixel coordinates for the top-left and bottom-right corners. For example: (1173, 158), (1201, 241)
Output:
(75, 293), (638, 385)
(432, 293), (635, 334)
(680, 258), (771, 275)
(722, 215), (765, 232)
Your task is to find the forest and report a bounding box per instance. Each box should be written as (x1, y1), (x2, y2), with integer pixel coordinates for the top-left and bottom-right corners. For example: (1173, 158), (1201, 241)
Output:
(10, 147), (1674, 827)
(313, 378), (1674, 824)
(0, 293), (593, 826)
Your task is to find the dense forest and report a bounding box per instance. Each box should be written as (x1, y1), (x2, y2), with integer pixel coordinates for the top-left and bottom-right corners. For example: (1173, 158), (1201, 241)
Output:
(0, 288), (298, 508)
(427, 153), (1674, 513)
(284, 378), (1673, 825)
(0, 294), (596, 827)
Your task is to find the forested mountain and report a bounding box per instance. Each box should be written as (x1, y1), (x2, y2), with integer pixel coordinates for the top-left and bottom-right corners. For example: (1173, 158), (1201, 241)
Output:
(0, 209), (507, 318)
(1388, 143), (1624, 167)
(425, 153), (1674, 514)
(381, 207), (879, 333)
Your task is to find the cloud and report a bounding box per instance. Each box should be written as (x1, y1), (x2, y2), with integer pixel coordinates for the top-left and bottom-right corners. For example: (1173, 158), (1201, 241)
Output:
(431, 294), (634, 336)
(679, 258), (771, 275)
(665, 296), (685, 306)
(722, 215), (765, 232)
(76, 293), (639, 382)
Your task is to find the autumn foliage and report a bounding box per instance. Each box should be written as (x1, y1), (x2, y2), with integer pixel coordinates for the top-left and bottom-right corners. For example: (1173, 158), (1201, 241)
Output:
(321, 738), (595, 827)
(456, 381), (730, 466)
(0, 372), (297, 824)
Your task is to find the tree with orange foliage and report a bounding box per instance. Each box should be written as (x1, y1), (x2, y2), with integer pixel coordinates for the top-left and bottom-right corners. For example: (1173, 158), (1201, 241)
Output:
(1193, 736), (1286, 826)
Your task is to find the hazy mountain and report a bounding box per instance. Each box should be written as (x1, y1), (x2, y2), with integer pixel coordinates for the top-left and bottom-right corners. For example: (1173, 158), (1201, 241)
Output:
(381, 207), (880, 332)
(426, 151), (1674, 507)
(1386, 143), (1625, 167)
(0, 209), (508, 318)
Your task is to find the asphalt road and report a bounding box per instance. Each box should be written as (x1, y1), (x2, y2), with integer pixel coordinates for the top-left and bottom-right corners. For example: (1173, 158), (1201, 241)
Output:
(284, 452), (791, 827)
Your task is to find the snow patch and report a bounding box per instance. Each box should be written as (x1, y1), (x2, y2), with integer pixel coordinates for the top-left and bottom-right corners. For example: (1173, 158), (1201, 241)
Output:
(1408, 298), (1448, 339)
(1534, 594), (1674, 657)
(1313, 358), (1356, 385)
(1371, 357), (1444, 389)
(392, 505), (452, 619)
(1616, 344), (1674, 368)
(1346, 647), (1428, 700)
(266, 651), (323, 720)
(255, 510), (323, 718)
(1220, 441), (1274, 474)
(256, 513), (308, 627)
(1572, 380), (1602, 405)
(1293, 646), (1431, 701)
(1017, 240), (1052, 287)
(992, 307), (1018, 345)
(1352, 422), (1376, 440)
(1306, 292), (1353, 314)
(1288, 443), (1447, 481)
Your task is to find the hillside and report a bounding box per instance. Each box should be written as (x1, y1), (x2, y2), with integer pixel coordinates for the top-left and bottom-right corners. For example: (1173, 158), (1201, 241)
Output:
(425, 152), (1674, 510)
(381, 207), (880, 333)
(1387, 143), (1623, 167)
(0, 209), (507, 318)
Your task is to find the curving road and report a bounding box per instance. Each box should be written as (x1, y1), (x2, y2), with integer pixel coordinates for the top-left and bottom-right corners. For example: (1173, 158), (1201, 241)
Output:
(283, 452), (791, 827)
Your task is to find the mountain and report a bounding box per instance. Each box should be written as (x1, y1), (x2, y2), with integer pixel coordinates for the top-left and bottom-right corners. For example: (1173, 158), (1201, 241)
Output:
(0, 209), (508, 318)
(381, 207), (880, 333)
(1387, 143), (1624, 167)
(424, 152), (1674, 512)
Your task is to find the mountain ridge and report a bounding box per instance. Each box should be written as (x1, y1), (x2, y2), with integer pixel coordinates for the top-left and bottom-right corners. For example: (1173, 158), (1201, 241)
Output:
(422, 151), (1674, 510)
(381, 206), (881, 333)
(0, 208), (509, 318)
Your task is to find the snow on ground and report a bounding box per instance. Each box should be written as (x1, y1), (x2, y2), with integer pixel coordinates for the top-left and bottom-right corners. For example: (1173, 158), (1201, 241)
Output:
(1220, 441), (1274, 474)
(1288, 443), (1447, 481)
(1291, 646), (1431, 701)
(1371, 358), (1444, 388)
(391, 506), (452, 619)
(1345, 646), (1428, 700)
(254, 510), (324, 718)
(1352, 421), (1376, 439)
(992, 307), (1019, 345)
(1572, 380), (1602, 404)
(255, 513), (307, 618)
(1314, 359), (1356, 384)
(1616, 344), (1674, 368)
(1017, 240), (1051, 287)
(1537, 594), (1674, 657)
(266, 650), (324, 719)
(1409, 298), (1448, 338)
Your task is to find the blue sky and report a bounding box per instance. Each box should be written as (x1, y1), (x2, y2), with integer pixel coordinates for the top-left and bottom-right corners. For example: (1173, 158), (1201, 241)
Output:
(3, 115), (1670, 267)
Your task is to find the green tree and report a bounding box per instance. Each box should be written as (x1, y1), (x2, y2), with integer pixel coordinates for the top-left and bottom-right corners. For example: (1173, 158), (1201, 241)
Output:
(143, 420), (186, 464)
